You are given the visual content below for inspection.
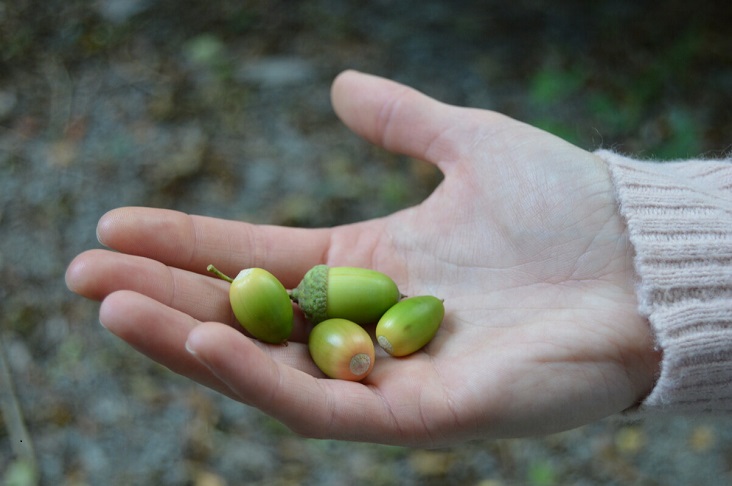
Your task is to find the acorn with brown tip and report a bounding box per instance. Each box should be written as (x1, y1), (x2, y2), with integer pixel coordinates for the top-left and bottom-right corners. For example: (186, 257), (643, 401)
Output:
(308, 318), (375, 381)
(376, 295), (444, 357)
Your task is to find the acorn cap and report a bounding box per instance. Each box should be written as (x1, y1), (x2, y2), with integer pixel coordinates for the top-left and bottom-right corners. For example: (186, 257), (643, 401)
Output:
(289, 264), (329, 324)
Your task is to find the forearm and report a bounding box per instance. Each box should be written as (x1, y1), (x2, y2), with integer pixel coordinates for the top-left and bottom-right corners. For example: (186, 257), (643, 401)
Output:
(598, 150), (732, 413)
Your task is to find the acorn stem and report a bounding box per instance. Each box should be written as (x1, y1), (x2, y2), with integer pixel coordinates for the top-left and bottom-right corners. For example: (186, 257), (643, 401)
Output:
(207, 264), (233, 283)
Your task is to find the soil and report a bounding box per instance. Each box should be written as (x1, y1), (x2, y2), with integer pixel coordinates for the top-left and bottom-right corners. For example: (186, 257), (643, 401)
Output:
(2, 1), (732, 484)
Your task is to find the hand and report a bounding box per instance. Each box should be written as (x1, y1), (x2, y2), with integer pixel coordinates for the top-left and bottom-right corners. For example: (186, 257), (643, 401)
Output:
(65, 70), (660, 446)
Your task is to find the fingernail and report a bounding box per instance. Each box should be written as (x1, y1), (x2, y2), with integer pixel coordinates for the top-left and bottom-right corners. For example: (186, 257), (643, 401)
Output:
(185, 339), (197, 357)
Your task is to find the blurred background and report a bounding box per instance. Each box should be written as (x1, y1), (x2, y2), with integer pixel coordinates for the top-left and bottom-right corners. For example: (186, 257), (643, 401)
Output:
(1, 0), (731, 484)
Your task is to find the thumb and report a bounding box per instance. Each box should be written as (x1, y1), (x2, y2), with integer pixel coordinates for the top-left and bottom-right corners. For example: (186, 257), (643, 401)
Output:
(330, 70), (468, 168)
(184, 322), (404, 443)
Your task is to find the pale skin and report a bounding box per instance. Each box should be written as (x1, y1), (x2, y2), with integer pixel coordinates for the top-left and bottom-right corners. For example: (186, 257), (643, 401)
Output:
(65, 70), (660, 447)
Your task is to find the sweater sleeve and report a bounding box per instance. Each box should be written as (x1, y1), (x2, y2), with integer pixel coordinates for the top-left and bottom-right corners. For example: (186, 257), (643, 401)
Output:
(596, 150), (732, 413)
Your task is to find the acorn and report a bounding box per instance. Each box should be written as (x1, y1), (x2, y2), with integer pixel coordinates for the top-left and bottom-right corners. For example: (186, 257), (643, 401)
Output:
(308, 318), (375, 381)
(375, 295), (444, 357)
(289, 264), (401, 325)
(207, 264), (293, 344)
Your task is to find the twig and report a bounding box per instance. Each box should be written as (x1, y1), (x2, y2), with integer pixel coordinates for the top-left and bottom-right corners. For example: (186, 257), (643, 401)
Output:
(0, 333), (39, 480)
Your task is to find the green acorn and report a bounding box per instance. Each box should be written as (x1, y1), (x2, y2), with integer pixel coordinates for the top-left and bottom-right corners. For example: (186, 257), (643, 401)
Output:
(289, 265), (402, 325)
(207, 264), (293, 344)
(308, 318), (375, 381)
(375, 295), (444, 357)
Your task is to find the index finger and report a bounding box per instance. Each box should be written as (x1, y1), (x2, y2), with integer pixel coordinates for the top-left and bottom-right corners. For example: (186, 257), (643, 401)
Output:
(96, 206), (333, 287)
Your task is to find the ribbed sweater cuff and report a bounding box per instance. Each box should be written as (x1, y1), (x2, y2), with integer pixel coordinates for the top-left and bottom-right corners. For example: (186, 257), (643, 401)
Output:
(596, 150), (732, 413)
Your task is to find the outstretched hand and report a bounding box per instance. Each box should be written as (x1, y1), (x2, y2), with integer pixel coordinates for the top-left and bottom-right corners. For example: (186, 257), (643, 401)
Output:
(66, 70), (659, 446)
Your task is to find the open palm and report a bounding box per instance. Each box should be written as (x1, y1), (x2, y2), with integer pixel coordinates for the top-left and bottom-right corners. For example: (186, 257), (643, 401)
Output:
(66, 70), (658, 446)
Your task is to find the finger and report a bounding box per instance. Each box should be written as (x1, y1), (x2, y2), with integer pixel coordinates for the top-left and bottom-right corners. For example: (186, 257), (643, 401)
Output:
(95, 207), (332, 288)
(67, 249), (228, 320)
(330, 70), (502, 168)
(67, 250), (313, 342)
(99, 290), (239, 400)
(186, 322), (417, 444)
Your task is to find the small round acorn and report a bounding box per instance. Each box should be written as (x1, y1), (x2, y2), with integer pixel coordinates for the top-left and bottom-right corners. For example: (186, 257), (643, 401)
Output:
(308, 318), (375, 381)
(289, 265), (402, 325)
(376, 295), (444, 357)
(207, 264), (293, 344)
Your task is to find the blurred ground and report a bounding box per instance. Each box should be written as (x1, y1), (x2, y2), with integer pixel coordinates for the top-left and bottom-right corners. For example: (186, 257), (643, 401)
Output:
(1, 0), (732, 484)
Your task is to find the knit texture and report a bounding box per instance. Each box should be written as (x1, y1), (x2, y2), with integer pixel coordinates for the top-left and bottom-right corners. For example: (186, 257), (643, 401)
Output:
(597, 150), (732, 413)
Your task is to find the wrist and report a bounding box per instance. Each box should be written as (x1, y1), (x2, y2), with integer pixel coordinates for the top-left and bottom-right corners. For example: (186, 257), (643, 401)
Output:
(598, 149), (732, 413)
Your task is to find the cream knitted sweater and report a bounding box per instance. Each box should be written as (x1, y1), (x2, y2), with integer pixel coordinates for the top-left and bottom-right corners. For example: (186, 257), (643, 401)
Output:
(597, 150), (732, 413)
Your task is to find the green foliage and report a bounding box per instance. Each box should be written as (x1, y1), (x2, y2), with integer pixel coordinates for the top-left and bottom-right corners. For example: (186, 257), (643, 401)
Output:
(527, 459), (557, 486)
(586, 92), (643, 134)
(655, 108), (703, 160)
(526, 63), (588, 147)
(3, 458), (39, 486)
(184, 34), (227, 67)
(529, 118), (582, 147)
(529, 66), (587, 105)
(525, 25), (706, 159)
